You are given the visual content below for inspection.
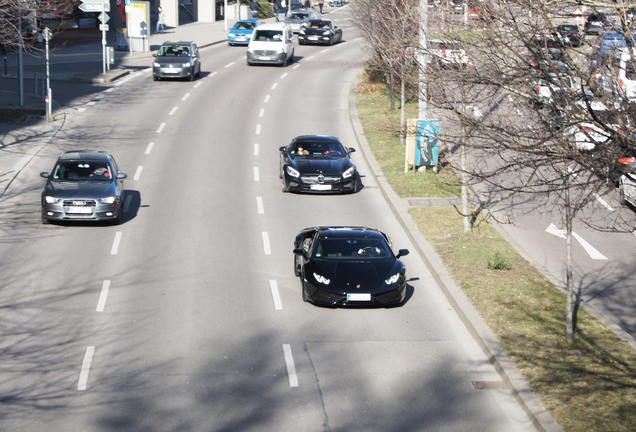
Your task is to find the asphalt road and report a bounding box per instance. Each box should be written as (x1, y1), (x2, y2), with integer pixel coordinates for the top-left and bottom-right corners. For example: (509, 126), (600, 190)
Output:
(0, 10), (539, 432)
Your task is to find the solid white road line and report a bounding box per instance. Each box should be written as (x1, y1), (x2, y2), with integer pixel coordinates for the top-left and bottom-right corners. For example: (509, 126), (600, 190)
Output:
(264, 95), (270, 102)
(77, 346), (95, 391)
(133, 166), (143, 181)
(270, 280), (283, 310)
(271, 83), (278, 90)
(96, 280), (110, 312)
(256, 196), (264, 214)
(256, 124), (261, 134)
(593, 192), (614, 211)
(156, 122), (166, 133)
(169, 107), (178, 116)
(122, 195), (132, 213)
(145, 142), (154, 154)
(282, 344), (298, 387)
(254, 167), (259, 181)
(259, 108), (265, 117)
(182, 93), (190, 101)
(111, 232), (122, 255)
(254, 143), (259, 155)
(262, 232), (271, 255)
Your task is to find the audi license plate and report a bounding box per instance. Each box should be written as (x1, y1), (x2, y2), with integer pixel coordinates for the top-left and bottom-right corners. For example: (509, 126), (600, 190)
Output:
(66, 206), (92, 214)
(347, 293), (371, 301)
(311, 184), (332, 191)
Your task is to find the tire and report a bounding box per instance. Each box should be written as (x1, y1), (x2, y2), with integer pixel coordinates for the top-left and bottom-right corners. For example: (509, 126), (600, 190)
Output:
(111, 210), (122, 226)
(189, 68), (195, 81)
(294, 258), (301, 277)
(247, 59), (252, 66)
(350, 176), (359, 194)
(282, 177), (290, 192)
(197, 65), (201, 77)
(153, 76), (158, 81)
(301, 280), (309, 302)
(329, 36), (334, 46)
(41, 214), (49, 224)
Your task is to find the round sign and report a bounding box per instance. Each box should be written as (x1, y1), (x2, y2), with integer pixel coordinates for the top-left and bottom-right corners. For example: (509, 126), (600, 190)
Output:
(43, 27), (53, 41)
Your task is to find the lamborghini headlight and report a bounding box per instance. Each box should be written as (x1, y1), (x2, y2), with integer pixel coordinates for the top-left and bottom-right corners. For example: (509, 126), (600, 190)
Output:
(385, 274), (400, 285)
(314, 273), (331, 285)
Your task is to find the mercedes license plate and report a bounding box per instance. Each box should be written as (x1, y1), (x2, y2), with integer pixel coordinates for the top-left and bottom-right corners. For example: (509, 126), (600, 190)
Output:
(311, 184), (332, 191)
(66, 206), (92, 214)
(259, 56), (270, 60)
(309, 36), (318, 40)
(347, 293), (371, 301)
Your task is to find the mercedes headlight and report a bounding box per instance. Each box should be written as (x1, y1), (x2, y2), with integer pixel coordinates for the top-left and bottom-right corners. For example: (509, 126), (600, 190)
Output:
(153, 62), (160, 67)
(286, 166), (300, 178)
(182, 62), (191, 67)
(45, 196), (60, 204)
(343, 167), (355, 179)
(275, 48), (284, 54)
(323, 30), (331, 35)
(314, 273), (331, 285)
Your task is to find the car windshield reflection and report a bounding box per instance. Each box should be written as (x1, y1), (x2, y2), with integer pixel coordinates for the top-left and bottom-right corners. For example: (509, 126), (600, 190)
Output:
(291, 141), (346, 157)
(52, 162), (113, 181)
(313, 238), (392, 259)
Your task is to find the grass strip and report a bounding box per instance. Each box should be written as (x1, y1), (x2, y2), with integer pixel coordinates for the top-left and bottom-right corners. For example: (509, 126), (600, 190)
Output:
(355, 72), (636, 432)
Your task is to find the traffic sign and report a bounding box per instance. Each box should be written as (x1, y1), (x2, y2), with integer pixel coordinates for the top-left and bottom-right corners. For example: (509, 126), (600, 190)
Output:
(99, 12), (110, 24)
(42, 27), (53, 41)
(79, 1), (110, 12)
(99, 24), (109, 31)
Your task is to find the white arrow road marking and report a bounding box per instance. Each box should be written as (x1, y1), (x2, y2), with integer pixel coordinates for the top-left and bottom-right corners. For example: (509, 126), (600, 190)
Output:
(546, 224), (607, 260)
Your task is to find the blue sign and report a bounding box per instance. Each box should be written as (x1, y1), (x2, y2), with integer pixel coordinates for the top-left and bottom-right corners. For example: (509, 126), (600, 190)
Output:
(415, 120), (440, 167)
(125, 0), (132, 5)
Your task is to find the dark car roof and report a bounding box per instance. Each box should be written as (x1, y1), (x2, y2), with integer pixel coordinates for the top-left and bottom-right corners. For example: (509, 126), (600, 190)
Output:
(306, 226), (385, 238)
(292, 135), (340, 144)
(58, 150), (111, 162)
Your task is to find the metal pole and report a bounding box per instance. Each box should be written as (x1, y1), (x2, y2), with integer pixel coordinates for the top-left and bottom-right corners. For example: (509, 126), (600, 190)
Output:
(418, 0), (428, 120)
(18, 0), (24, 107)
(102, 0), (106, 74)
(128, 4), (132, 55)
(224, 0), (227, 31)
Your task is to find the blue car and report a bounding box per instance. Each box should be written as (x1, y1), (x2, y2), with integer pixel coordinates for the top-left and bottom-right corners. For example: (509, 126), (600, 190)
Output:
(228, 20), (259, 46)
(597, 32), (627, 58)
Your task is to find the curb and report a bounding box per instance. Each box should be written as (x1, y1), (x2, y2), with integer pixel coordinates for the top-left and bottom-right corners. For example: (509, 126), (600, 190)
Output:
(347, 80), (563, 432)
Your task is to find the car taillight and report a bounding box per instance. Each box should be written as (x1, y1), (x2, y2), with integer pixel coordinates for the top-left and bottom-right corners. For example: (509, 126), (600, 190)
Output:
(620, 79), (624, 88)
(618, 157), (635, 165)
(442, 50), (446, 57)
(582, 126), (593, 133)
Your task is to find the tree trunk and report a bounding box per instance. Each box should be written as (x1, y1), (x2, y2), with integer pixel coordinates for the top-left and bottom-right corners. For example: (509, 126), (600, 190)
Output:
(565, 171), (574, 344)
(400, 70), (406, 145)
(389, 71), (395, 110)
(461, 103), (470, 233)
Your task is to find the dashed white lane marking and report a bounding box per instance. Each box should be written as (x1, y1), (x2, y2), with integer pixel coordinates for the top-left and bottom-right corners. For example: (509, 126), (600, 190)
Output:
(256, 124), (261, 134)
(259, 108), (264, 117)
(111, 232), (122, 255)
(96, 280), (110, 312)
(194, 81), (203, 88)
(182, 93), (190, 101)
(254, 144), (259, 155)
(225, 62), (235, 67)
(593, 192), (614, 211)
(281, 72), (288, 78)
(292, 64), (300, 69)
(77, 108), (86, 112)
(105, 88), (115, 93)
(262, 232), (271, 255)
(320, 49), (329, 53)
(282, 344), (298, 387)
(87, 102), (96, 106)
(156, 122), (166, 133)
(253, 167), (259, 181)
(304, 56), (314, 61)
(95, 94), (105, 99)
(77, 346), (95, 391)
(123, 195), (132, 213)
(145, 142), (154, 154)
(169, 107), (178, 115)
(271, 83), (278, 90)
(133, 166), (143, 181)
(264, 95), (270, 102)
(256, 196), (264, 214)
(270, 280), (283, 310)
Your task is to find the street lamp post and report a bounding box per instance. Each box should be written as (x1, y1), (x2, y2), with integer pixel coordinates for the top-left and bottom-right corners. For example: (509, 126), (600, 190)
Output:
(419, 0), (428, 121)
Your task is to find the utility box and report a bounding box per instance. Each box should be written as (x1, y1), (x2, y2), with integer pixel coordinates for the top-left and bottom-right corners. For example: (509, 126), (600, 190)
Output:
(107, 47), (115, 65)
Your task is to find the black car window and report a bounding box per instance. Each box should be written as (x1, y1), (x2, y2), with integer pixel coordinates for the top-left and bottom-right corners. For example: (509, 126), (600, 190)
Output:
(295, 141), (346, 157)
(313, 238), (391, 259)
(53, 162), (112, 181)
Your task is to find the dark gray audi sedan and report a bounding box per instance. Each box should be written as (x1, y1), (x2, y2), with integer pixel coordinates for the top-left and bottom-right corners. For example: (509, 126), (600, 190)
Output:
(40, 150), (127, 224)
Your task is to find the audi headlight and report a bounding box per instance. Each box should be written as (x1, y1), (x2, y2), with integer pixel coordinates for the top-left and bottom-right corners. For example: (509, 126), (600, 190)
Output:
(100, 196), (116, 204)
(286, 166), (300, 178)
(342, 167), (355, 179)
(153, 62), (161, 67)
(385, 273), (400, 285)
(313, 273), (331, 285)
(182, 62), (191, 67)
(45, 196), (60, 204)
